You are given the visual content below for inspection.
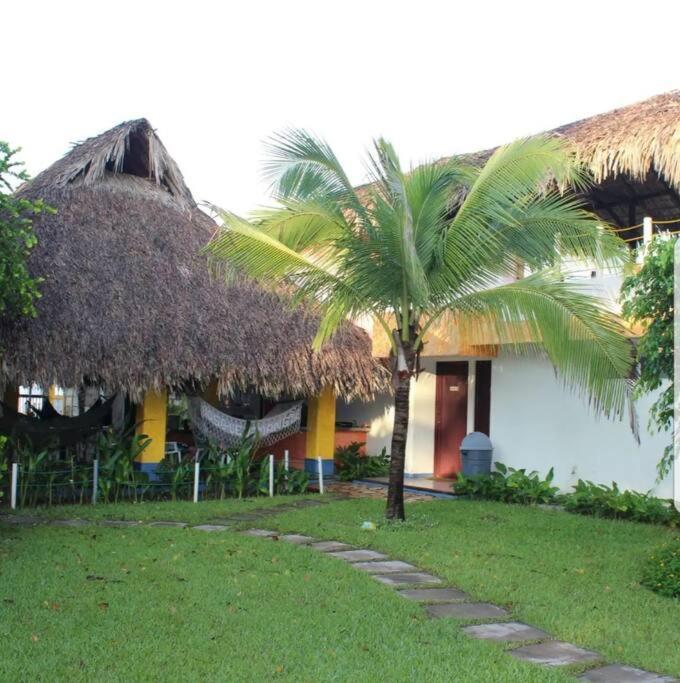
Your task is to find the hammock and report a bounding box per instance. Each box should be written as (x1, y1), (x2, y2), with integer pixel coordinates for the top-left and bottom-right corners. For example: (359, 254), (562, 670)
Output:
(0, 396), (115, 448)
(188, 397), (302, 449)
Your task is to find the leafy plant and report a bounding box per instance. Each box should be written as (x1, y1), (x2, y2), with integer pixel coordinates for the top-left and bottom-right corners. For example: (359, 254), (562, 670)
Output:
(621, 236), (675, 478)
(453, 462), (559, 505)
(257, 459), (310, 495)
(641, 541), (680, 599)
(335, 443), (389, 481)
(157, 457), (193, 501)
(564, 479), (679, 526)
(96, 428), (151, 503)
(0, 142), (51, 321)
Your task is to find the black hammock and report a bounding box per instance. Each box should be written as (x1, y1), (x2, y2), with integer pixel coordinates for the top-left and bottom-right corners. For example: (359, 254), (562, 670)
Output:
(0, 395), (115, 448)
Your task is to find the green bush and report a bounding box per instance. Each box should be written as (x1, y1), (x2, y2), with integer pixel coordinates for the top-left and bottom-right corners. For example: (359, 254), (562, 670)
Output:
(335, 442), (389, 481)
(641, 542), (680, 598)
(564, 480), (679, 526)
(453, 462), (559, 505)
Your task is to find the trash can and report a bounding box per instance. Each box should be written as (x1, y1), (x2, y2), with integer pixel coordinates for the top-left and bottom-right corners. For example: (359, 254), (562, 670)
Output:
(460, 432), (493, 476)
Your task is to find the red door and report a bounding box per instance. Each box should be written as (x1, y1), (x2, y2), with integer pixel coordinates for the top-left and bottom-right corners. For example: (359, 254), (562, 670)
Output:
(434, 362), (468, 478)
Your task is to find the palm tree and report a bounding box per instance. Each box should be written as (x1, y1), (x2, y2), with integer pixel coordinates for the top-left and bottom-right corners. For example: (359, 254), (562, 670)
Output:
(207, 131), (633, 520)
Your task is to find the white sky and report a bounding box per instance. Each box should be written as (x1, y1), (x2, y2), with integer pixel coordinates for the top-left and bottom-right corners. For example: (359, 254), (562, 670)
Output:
(3, 0), (680, 214)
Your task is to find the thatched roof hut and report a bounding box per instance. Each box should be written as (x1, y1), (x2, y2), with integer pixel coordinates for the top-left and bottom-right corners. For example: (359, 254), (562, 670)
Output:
(453, 91), (680, 233)
(0, 119), (387, 401)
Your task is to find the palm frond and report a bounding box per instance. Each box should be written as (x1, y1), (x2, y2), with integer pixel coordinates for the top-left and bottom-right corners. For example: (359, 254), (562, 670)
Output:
(263, 129), (368, 222)
(446, 272), (634, 417)
(251, 201), (348, 251)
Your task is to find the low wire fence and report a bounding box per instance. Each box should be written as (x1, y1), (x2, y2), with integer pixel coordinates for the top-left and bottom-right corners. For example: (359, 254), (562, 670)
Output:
(3, 451), (328, 510)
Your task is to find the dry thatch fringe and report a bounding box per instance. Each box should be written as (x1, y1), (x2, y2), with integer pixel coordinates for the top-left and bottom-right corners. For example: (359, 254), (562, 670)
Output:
(445, 91), (680, 192)
(0, 119), (390, 401)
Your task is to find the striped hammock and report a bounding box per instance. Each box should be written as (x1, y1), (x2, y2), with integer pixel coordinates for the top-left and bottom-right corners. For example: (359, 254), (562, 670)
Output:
(187, 397), (302, 448)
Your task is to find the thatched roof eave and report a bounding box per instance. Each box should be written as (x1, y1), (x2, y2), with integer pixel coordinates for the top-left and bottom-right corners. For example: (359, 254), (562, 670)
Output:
(0, 119), (389, 401)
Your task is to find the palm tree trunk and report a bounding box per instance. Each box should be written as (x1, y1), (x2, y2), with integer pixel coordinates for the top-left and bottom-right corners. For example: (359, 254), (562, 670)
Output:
(386, 335), (416, 520)
(386, 374), (410, 520)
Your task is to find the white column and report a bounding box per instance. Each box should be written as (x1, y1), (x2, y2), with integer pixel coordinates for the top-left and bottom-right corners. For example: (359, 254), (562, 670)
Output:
(466, 360), (476, 434)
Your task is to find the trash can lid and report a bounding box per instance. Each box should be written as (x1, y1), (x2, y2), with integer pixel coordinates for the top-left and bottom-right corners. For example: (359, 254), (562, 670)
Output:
(460, 431), (492, 450)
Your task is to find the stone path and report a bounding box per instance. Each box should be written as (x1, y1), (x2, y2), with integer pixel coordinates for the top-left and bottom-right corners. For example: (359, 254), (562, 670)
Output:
(0, 497), (336, 531)
(241, 527), (678, 683)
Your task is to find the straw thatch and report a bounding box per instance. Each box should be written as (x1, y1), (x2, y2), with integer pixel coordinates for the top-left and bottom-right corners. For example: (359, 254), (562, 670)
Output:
(456, 91), (680, 187)
(0, 119), (388, 401)
(355, 92), (680, 228)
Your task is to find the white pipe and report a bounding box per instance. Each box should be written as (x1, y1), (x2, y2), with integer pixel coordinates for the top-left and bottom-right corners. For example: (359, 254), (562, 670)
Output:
(193, 461), (200, 503)
(92, 459), (99, 505)
(317, 457), (324, 495)
(10, 463), (18, 510)
(466, 361), (476, 435)
(284, 449), (289, 472)
(269, 454), (275, 497)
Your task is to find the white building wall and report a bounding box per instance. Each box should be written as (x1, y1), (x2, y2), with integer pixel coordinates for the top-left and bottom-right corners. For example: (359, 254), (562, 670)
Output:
(490, 353), (672, 497)
(344, 351), (673, 496)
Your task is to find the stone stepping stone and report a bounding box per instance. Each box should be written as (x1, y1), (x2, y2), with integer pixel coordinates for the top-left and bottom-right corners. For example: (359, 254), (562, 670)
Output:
(279, 534), (316, 545)
(328, 549), (388, 562)
(208, 519), (234, 525)
(579, 664), (678, 682)
(310, 541), (354, 552)
(426, 602), (507, 619)
(148, 521), (188, 528)
(462, 621), (549, 642)
(398, 587), (469, 602)
(242, 529), (278, 537)
(510, 641), (600, 667)
(353, 560), (418, 574)
(192, 524), (229, 532)
(0, 515), (43, 525)
(51, 519), (89, 527)
(373, 572), (442, 587)
(227, 513), (265, 521)
(101, 520), (140, 527)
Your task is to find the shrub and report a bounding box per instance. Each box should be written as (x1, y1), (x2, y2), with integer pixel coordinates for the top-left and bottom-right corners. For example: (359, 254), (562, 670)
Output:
(641, 542), (680, 599)
(453, 463), (559, 505)
(335, 442), (389, 481)
(564, 480), (680, 526)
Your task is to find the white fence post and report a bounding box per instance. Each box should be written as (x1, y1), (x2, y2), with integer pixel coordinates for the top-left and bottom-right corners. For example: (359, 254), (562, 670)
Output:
(643, 216), (653, 246)
(317, 457), (324, 495)
(193, 461), (200, 503)
(92, 459), (99, 505)
(10, 463), (18, 510)
(284, 449), (289, 472)
(269, 454), (275, 497)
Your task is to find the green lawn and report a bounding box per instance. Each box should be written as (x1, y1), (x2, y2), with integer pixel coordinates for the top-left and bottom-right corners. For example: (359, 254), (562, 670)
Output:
(1, 497), (678, 681)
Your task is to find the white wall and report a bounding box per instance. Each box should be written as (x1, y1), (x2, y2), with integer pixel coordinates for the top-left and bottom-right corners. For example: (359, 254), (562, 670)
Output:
(490, 352), (672, 497)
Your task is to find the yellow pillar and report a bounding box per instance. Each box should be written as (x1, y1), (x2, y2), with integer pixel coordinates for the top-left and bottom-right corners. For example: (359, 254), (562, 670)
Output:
(48, 385), (59, 414)
(306, 387), (336, 475)
(135, 389), (168, 464)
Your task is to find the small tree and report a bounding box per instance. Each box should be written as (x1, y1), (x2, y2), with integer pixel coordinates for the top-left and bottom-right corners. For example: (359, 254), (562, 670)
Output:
(207, 131), (633, 520)
(0, 142), (47, 319)
(622, 237), (675, 477)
